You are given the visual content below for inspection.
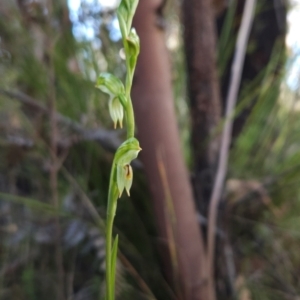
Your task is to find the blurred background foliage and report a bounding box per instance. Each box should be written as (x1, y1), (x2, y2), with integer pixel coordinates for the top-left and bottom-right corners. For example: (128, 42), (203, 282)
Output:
(0, 0), (300, 299)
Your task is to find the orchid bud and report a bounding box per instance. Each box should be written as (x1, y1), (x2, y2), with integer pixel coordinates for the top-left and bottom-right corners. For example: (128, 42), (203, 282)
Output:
(117, 0), (139, 40)
(127, 28), (140, 69)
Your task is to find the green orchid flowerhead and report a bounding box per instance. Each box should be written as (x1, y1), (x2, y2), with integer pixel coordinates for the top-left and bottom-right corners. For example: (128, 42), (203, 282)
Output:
(115, 137), (141, 197)
(96, 73), (127, 129)
(96, 73), (125, 97)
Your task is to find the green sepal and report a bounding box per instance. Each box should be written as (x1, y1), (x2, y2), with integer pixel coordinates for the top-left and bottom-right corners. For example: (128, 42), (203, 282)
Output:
(117, 0), (139, 40)
(115, 138), (141, 165)
(111, 234), (119, 300)
(96, 73), (125, 97)
(109, 97), (124, 129)
(116, 164), (126, 197)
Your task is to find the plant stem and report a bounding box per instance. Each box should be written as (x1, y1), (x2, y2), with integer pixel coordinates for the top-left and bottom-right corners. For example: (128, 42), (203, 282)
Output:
(105, 213), (114, 300)
(124, 42), (135, 139)
(106, 169), (118, 300)
(126, 97), (135, 139)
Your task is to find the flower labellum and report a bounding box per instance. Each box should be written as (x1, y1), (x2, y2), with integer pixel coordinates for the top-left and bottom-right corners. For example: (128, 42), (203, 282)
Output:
(124, 164), (133, 196)
(117, 164), (133, 197)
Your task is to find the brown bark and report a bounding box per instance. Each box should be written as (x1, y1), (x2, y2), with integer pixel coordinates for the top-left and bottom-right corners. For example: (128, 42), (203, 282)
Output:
(182, 0), (222, 214)
(132, 1), (208, 299)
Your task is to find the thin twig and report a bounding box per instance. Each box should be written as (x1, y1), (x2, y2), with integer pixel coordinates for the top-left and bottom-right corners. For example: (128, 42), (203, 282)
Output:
(0, 89), (122, 151)
(1, 89), (143, 169)
(207, 0), (257, 297)
(118, 252), (157, 300)
(45, 0), (65, 297)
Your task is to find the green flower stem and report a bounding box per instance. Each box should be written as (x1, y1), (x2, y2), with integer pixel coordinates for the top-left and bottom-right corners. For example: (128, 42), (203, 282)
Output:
(124, 42), (135, 139)
(125, 95), (135, 139)
(105, 212), (114, 300)
(106, 175), (118, 300)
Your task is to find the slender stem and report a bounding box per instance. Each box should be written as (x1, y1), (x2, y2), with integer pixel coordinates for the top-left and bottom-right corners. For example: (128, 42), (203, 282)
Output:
(106, 213), (114, 300)
(124, 41), (135, 139)
(106, 166), (118, 300)
(46, 1), (65, 298)
(126, 97), (135, 138)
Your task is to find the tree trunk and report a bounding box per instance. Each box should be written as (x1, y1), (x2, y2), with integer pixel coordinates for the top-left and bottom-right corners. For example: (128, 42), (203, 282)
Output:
(132, 1), (208, 299)
(182, 0), (222, 215)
